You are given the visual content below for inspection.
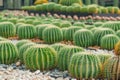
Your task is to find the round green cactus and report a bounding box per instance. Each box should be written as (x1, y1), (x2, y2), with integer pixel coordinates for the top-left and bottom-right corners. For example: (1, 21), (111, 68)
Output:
(23, 45), (57, 71)
(19, 42), (35, 63)
(18, 24), (36, 39)
(74, 29), (94, 48)
(46, 2), (56, 12)
(58, 45), (84, 71)
(94, 28), (115, 46)
(94, 22), (103, 27)
(61, 28), (68, 40)
(0, 41), (18, 64)
(104, 56), (120, 80)
(80, 7), (89, 13)
(102, 22), (120, 31)
(60, 21), (72, 28)
(69, 52), (102, 79)
(88, 6), (98, 14)
(15, 23), (24, 34)
(0, 22), (16, 38)
(65, 26), (81, 41)
(43, 26), (63, 44)
(116, 30), (120, 38)
(73, 22), (85, 27)
(16, 40), (32, 50)
(100, 34), (119, 50)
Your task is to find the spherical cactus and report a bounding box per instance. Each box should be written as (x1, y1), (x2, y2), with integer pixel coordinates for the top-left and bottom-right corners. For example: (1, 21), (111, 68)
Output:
(46, 2), (55, 12)
(43, 26), (63, 44)
(58, 45), (84, 71)
(88, 6), (98, 14)
(73, 29), (94, 48)
(23, 45), (57, 71)
(0, 36), (8, 41)
(19, 42), (35, 63)
(65, 27), (81, 41)
(16, 40), (32, 50)
(69, 53), (102, 79)
(116, 30), (120, 38)
(0, 41), (18, 64)
(36, 24), (48, 40)
(102, 22), (120, 31)
(100, 34), (119, 50)
(97, 53), (112, 64)
(94, 28), (115, 46)
(18, 24), (36, 39)
(104, 56), (120, 80)
(60, 21), (72, 28)
(0, 22), (16, 38)
(94, 22), (103, 27)
(114, 41), (120, 56)
(15, 23), (24, 34)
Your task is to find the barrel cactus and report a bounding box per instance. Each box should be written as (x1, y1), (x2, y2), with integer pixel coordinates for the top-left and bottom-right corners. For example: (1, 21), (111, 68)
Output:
(15, 23), (24, 34)
(19, 42), (35, 63)
(60, 21), (72, 28)
(43, 26), (63, 44)
(73, 22), (85, 27)
(94, 22), (103, 27)
(58, 45), (84, 71)
(0, 41), (18, 64)
(18, 24), (36, 39)
(73, 29), (94, 48)
(94, 28), (115, 46)
(116, 30), (120, 38)
(104, 56), (120, 80)
(16, 40), (32, 50)
(69, 53), (102, 79)
(61, 28), (67, 40)
(65, 27), (81, 41)
(23, 45), (57, 71)
(100, 34), (119, 50)
(0, 22), (16, 38)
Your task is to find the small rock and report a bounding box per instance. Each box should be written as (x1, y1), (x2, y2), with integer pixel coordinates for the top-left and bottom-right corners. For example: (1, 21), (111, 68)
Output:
(16, 61), (21, 67)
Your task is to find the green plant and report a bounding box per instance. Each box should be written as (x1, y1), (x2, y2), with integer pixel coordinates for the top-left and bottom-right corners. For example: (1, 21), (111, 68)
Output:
(69, 52), (102, 79)
(94, 28), (115, 46)
(74, 29), (94, 48)
(100, 34), (119, 50)
(80, 7), (89, 13)
(104, 56), (120, 80)
(15, 23), (24, 34)
(0, 22), (16, 38)
(19, 42), (35, 63)
(73, 22), (85, 27)
(43, 26), (63, 44)
(23, 45), (57, 71)
(0, 41), (18, 64)
(88, 6), (98, 14)
(18, 24), (36, 39)
(61, 28), (68, 40)
(113, 0), (119, 7)
(65, 27), (81, 41)
(60, 21), (72, 28)
(116, 30), (120, 38)
(94, 22), (103, 27)
(84, 0), (91, 5)
(46, 2), (56, 12)
(58, 45), (84, 71)
(16, 40), (32, 50)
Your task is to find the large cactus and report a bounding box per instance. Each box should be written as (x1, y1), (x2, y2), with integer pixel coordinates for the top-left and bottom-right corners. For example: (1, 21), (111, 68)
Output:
(18, 24), (36, 39)
(61, 28), (68, 40)
(65, 27), (81, 41)
(58, 45), (84, 71)
(0, 22), (16, 38)
(0, 41), (18, 64)
(94, 28), (115, 46)
(43, 26), (63, 44)
(100, 34), (119, 50)
(104, 56), (120, 80)
(69, 53), (102, 79)
(73, 29), (94, 48)
(23, 45), (57, 71)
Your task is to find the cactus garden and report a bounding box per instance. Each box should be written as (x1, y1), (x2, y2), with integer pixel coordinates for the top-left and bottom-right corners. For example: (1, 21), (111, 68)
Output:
(0, 0), (120, 80)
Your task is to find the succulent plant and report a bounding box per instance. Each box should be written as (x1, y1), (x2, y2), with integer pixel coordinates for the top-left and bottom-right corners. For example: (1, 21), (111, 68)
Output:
(114, 41), (120, 55)
(0, 22), (16, 38)
(61, 28), (68, 40)
(60, 21), (72, 28)
(100, 34), (119, 50)
(94, 28), (115, 46)
(0, 41), (18, 64)
(104, 56), (120, 80)
(73, 22), (85, 27)
(94, 22), (103, 27)
(69, 52), (102, 79)
(58, 45), (84, 71)
(74, 29), (94, 48)
(18, 24), (36, 39)
(43, 26), (63, 44)
(24, 45), (57, 71)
